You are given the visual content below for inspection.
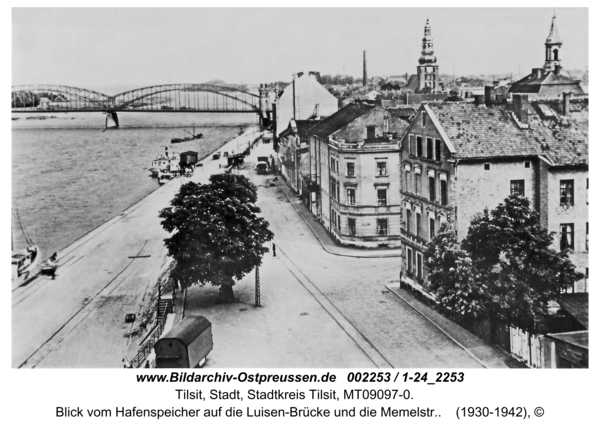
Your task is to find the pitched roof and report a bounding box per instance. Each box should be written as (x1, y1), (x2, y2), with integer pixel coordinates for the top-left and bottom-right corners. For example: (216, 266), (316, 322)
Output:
(509, 70), (584, 95)
(428, 103), (537, 159)
(308, 102), (375, 138)
(427, 101), (588, 166)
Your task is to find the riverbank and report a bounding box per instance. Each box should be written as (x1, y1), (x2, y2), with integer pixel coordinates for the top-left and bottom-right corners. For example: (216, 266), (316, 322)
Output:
(12, 127), (263, 368)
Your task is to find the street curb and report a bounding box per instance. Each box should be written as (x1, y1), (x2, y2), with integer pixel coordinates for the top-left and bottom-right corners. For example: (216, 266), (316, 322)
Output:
(277, 184), (401, 259)
(384, 284), (490, 369)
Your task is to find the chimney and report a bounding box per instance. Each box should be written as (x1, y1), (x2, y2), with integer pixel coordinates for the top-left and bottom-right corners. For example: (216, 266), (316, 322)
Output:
(555, 64), (562, 75)
(484, 85), (494, 105)
(474, 95), (484, 106)
(366, 125), (376, 140)
(363, 50), (368, 87)
(513, 94), (529, 124)
(383, 115), (389, 133)
(533, 68), (543, 79)
(563, 92), (571, 116)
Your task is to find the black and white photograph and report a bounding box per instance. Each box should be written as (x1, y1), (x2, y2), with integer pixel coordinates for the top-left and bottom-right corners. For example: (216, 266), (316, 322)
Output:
(6, 3), (594, 425)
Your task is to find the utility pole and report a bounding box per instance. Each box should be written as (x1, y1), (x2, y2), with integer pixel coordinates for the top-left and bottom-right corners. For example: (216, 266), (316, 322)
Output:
(255, 266), (261, 307)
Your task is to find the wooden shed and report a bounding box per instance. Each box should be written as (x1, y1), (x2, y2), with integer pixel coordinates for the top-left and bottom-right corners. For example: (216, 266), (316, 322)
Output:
(154, 315), (213, 368)
(180, 151), (199, 165)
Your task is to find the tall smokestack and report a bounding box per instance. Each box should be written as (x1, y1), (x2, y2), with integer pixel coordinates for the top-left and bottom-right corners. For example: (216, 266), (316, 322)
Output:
(363, 50), (367, 87)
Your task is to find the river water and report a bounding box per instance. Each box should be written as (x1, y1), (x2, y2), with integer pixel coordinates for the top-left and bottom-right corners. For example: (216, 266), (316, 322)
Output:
(11, 111), (256, 256)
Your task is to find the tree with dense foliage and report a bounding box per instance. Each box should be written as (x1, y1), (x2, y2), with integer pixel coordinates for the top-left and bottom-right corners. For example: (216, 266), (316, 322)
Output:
(159, 174), (274, 303)
(425, 194), (583, 329)
(424, 223), (487, 320)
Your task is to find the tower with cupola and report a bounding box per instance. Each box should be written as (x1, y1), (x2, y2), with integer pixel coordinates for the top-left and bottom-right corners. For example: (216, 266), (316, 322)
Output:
(417, 19), (439, 92)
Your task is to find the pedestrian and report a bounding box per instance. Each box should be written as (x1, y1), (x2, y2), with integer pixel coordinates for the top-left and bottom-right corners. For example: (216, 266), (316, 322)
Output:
(272, 242), (276, 257)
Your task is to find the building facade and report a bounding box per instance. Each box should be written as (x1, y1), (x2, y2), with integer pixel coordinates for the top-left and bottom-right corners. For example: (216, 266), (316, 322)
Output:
(400, 94), (588, 294)
(308, 103), (409, 248)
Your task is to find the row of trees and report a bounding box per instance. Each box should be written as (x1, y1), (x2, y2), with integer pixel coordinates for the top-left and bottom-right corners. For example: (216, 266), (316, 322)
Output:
(318, 74), (356, 86)
(160, 174), (273, 303)
(424, 194), (583, 330)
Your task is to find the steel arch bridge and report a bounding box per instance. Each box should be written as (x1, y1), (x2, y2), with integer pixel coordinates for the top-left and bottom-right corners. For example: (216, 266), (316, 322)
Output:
(11, 84), (267, 124)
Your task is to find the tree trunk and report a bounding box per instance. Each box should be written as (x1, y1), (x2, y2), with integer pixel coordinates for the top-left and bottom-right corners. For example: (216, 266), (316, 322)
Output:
(218, 283), (236, 303)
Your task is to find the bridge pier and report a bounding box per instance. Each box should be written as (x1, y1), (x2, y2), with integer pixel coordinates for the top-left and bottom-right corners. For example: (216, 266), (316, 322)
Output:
(105, 111), (119, 128)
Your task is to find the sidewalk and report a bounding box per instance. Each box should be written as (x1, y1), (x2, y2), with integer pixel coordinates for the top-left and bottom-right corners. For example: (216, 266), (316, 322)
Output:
(385, 281), (528, 368)
(277, 183), (402, 259)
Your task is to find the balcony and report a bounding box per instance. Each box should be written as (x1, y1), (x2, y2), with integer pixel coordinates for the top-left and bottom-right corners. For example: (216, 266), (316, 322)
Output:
(401, 228), (429, 247)
(334, 202), (401, 216)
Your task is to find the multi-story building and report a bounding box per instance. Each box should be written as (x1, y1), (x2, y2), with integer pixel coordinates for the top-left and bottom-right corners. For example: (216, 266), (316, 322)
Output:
(399, 92), (588, 294)
(307, 102), (410, 248)
(278, 119), (319, 194)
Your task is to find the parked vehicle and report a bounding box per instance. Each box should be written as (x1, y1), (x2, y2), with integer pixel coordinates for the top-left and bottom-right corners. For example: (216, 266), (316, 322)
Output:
(255, 161), (269, 174)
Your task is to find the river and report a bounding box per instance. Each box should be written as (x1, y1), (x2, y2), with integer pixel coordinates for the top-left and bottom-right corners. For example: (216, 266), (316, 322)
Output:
(11, 111), (257, 256)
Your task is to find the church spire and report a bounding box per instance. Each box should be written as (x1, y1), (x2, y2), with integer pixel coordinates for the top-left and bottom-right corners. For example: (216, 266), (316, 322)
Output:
(544, 11), (563, 73)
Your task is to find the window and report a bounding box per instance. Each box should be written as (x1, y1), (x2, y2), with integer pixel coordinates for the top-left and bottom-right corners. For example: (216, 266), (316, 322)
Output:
(416, 212), (422, 238)
(417, 253), (423, 278)
(415, 172), (422, 195)
(406, 208), (412, 234)
(337, 182), (340, 201)
(331, 210), (336, 228)
(435, 139), (442, 161)
(416, 136), (423, 157)
(560, 180), (574, 205)
(347, 162), (355, 177)
(338, 214), (341, 230)
(560, 224), (574, 251)
(586, 222), (589, 251)
(377, 219), (388, 236)
(510, 180), (525, 196)
(429, 217), (435, 240)
(525, 161), (531, 168)
(429, 176), (436, 202)
(377, 162), (387, 176)
(347, 188), (356, 205)
(348, 218), (356, 236)
(421, 111), (427, 126)
(377, 188), (387, 206)
(484, 163), (490, 170)
(405, 170), (411, 193)
(440, 179), (448, 205)
(586, 178), (589, 205)
(426, 137), (433, 159)
(406, 248), (413, 273)
(330, 157), (336, 172)
(408, 135), (414, 156)
(336, 160), (340, 174)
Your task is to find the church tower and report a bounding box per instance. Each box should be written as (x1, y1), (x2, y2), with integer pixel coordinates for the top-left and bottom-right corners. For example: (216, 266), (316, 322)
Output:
(544, 12), (563, 73)
(417, 19), (439, 92)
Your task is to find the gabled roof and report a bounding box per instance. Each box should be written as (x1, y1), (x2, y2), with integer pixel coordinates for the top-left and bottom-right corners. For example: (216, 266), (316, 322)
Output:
(308, 103), (376, 138)
(427, 103), (537, 159)
(426, 101), (588, 166)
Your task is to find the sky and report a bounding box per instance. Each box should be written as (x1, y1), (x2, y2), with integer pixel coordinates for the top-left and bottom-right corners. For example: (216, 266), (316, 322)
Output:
(12, 7), (588, 94)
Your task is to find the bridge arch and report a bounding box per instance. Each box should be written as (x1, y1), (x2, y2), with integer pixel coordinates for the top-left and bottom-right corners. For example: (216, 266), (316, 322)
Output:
(112, 83), (260, 112)
(11, 85), (115, 111)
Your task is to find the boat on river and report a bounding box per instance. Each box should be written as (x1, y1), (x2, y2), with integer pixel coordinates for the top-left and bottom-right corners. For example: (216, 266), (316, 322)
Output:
(150, 148), (179, 176)
(12, 246), (40, 286)
(171, 125), (203, 144)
